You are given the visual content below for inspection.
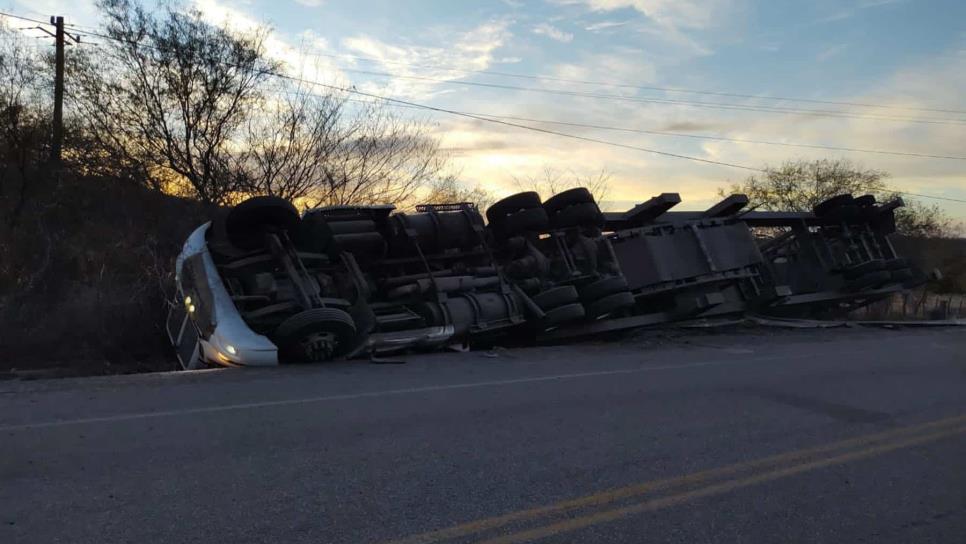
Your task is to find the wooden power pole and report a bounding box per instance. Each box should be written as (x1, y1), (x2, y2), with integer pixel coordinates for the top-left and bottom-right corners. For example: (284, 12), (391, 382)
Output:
(49, 15), (65, 167)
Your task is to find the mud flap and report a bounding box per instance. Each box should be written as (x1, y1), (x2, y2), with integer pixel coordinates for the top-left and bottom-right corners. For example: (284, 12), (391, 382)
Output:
(166, 301), (202, 370)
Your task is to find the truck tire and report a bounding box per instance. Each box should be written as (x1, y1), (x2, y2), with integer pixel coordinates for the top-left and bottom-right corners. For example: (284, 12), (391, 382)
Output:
(541, 303), (585, 327)
(884, 258), (909, 270)
(226, 196), (301, 250)
(491, 206), (549, 239)
(486, 192), (542, 224)
(579, 276), (628, 302)
(846, 270), (892, 291)
(274, 307), (357, 363)
(532, 285), (579, 311)
(543, 187), (594, 216)
(890, 268), (914, 282)
(813, 194), (854, 217)
(586, 291), (635, 318)
(843, 259), (885, 280)
(295, 213), (336, 254)
(549, 202), (604, 229)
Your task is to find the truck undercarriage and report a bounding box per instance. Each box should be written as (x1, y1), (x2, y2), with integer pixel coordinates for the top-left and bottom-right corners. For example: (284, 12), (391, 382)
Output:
(167, 188), (923, 368)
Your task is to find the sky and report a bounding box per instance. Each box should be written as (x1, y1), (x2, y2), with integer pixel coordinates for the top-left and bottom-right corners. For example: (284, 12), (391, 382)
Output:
(8, 0), (966, 219)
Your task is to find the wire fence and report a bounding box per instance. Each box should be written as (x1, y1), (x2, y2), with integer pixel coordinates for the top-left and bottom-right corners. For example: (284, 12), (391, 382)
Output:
(855, 290), (966, 320)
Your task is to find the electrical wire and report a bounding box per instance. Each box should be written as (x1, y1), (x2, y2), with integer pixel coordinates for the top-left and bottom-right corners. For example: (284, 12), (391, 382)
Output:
(4, 11), (963, 204)
(53, 20), (966, 126)
(336, 97), (965, 161)
(5, 9), (966, 123)
(261, 76), (966, 204)
(0, 11), (52, 27)
(40, 12), (966, 117)
(306, 50), (966, 116)
(324, 65), (966, 126)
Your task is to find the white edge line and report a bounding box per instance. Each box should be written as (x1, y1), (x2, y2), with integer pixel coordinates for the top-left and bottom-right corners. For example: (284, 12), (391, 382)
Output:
(0, 351), (847, 432)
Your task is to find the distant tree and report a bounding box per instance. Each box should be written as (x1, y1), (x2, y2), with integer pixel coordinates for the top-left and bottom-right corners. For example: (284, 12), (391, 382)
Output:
(73, 0), (277, 205)
(890, 198), (960, 239)
(513, 166), (611, 204)
(719, 158), (958, 238)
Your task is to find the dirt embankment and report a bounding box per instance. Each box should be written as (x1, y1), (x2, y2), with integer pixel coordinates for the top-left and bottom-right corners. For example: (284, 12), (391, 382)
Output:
(1, 174), (206, 377)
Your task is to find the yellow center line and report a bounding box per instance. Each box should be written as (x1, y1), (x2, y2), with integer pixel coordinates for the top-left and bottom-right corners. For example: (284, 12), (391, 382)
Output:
(477, 423), (966, 544)
(384, 414), (966, 544)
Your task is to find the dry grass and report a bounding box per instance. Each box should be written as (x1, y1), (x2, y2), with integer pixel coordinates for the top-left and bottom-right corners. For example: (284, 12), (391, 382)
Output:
(0, 174), (206, 375)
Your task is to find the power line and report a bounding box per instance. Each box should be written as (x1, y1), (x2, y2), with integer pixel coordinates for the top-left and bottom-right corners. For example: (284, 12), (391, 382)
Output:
(6, 12), (964, 205)
(0, 11), (52, 27)
(306, 50), (966, 115)
(342, 98), (965, 161)
(324, 65), (966, 126)
(6, 9), (966, 127)
(470, 113), (966, 160)
(53, 20), (966, 126)
(896, 192), (966, 204)
(37, 12), (966, 117)
(267, 72), (966, 205)
(258, 72), (768, 172)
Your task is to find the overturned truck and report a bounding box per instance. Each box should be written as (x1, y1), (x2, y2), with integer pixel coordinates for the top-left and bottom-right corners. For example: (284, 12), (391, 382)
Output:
(167, 189), (923, 368)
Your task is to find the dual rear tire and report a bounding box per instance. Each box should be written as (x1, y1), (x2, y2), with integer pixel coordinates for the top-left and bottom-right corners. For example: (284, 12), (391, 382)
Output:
(273, 307), (359, 363)
(579, 276), (635, 318)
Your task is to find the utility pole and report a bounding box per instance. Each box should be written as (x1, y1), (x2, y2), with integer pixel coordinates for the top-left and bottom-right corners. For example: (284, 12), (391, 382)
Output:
(49, 15), (65, 167)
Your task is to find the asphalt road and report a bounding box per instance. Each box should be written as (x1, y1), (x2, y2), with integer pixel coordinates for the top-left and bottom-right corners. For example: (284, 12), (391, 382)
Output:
(2, 326), (965, 543)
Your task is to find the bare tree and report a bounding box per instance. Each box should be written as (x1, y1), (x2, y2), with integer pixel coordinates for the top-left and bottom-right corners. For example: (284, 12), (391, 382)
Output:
(0, 22), (50, 226)
(308, 103), (449, 208)
(421, 175), (494, 210)
(513, 166), (611, 203)
(239, 84), (350, 202)
(73, 0), (277, 205)
(720, 158), (958, 238)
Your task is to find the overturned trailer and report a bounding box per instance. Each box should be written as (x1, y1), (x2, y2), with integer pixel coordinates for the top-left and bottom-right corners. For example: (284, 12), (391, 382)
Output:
(738, 195), (923, 316)
(166, 189), (923, 368)
(601, 192), (922, 321)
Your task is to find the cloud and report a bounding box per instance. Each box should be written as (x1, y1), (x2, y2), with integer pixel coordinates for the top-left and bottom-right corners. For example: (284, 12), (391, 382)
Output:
(553, 0), (733, 30)
(550, 0), (727, 58)
(546, 48), (658, 86)
(677, 47), (966, 219)
(441, 139), (511, 155)
(434, 39), (966, 220)
(532, 22), (574, 43)
(584, 20), (630, 32)
(14, 0), (100, 27)
(660, 121), (726, 132)
(818, 0), (906, 23)
(341, 19), (512, 99)
(817, 43), (848, 62)
(294, 0), (324, 7)
(858, 0), (905, 8)
(192, 0), (349, 89)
